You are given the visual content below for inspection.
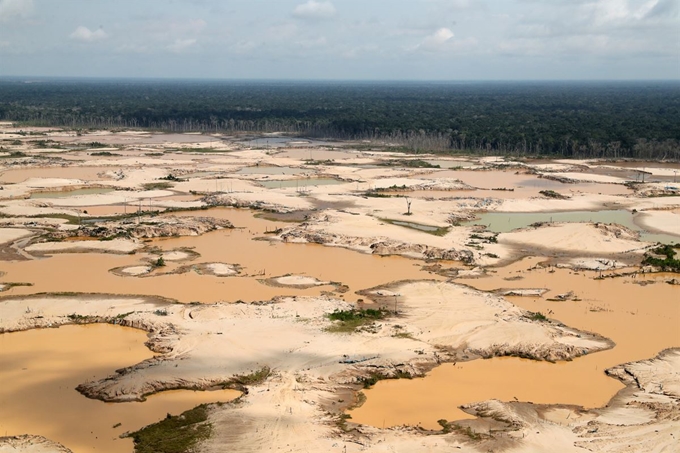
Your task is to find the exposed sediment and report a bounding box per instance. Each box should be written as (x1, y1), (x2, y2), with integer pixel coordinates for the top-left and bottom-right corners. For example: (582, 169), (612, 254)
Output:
(0, 435), (73, 453)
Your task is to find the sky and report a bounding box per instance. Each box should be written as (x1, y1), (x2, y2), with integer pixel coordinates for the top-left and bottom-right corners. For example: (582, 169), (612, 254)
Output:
(0, 0), (678, 80)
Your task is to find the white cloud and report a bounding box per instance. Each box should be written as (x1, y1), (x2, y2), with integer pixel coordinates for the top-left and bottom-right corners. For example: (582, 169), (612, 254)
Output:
(167, 38), (197, 53)
(0, 0), (33, 21)
(410, 27), (476, 53)
(293, 1), (336, 19)
(422, 27), (455, 47)
(70, 26), (108, 42)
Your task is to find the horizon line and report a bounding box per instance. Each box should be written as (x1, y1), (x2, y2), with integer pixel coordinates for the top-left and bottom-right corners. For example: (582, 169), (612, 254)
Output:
(1, 75), (679, 84)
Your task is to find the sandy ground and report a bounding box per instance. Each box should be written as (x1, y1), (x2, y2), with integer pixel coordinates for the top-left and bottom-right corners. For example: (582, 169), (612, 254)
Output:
(1, 126), (679, 453)
(637, 210), (680, 236)
(25, 239), (142, 255)
(498, 222), (649, 255)
(0, 436), (72, 453)
(273, 275), (330, 286)
(0, 283), (613, 452)
(0, 227), (34, 245)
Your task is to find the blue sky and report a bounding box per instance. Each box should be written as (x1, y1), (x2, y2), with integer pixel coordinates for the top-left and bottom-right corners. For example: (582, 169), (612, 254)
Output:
(0, 0), (678, 80)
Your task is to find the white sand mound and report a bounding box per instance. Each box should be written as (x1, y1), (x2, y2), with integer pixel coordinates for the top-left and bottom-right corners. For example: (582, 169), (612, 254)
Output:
(499, 223), (647, 254)
(0, 435), (72, 453)
(0, 228), (33, 245)
(391, 281), (609, 359)
(25, 239), (141, 254)
(206, 263), (239, 276)
(273, 275), (329, 286)
(637, 210), (680, 236)
(0, 282), (610, 405)
(120, 266), (152, 276)
(159, 250), (191, 261)
(564, 258), (627, 270)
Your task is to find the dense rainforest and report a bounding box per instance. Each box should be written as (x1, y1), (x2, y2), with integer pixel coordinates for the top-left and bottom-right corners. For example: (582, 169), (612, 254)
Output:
(0, 78), (678, 159)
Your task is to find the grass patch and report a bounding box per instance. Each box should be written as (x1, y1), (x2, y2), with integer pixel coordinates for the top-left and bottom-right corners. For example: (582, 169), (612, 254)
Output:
(127, 404), (212, 453)
(539, 190), (568, 199)
(380, 218), (450, 236)
(1, 282), (34, 290)
(437, 419), (484, 440)
(0, 151), (27, 158)
(142, 182), (174, 190)
(380, 159), (440, 169)
(526, 311), (548, 322)
(326, 308), (389, 333)
(642, 244), (680, 272)
(362, 190), (393, 198)
(391, 331), (415, 339)
(67, 313), (96, 322)
(160, 174), (186, 182)
(231, 366), (271, 386)
(359, 369), (413, 389)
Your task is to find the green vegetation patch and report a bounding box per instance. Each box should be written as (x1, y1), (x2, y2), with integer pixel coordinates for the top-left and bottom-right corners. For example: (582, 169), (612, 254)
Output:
(380, 218), (450, 236)
(642, 244), (680, 272)
(230, 366), (272, 386)
(437, 420), (484, 440)
(128, 404), (212, 453)
(359, 369), (413, 389)
(539, 190), (569, 199)
(526, 311), (548, 322)
(160, 174), (186, 182)
(380, 159), (440, 168)
(327, 308), (389, 333)
(142, 182), (174, 190)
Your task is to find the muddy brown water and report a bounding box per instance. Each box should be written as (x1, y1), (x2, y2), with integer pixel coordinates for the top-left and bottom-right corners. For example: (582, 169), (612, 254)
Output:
(386, 182), (629, 201)
(351, 258), (679, 429)
(1, 208), (442, 303)
(406, 170), (631, 197)
(0, 166), (113, 183)
(0, 324), (240, 453)
(276, 148), (365, 160)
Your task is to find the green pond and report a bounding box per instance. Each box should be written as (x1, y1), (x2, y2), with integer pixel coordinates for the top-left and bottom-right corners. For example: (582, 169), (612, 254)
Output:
(258, 178), (345, 189)
(464, 210), (680, 244)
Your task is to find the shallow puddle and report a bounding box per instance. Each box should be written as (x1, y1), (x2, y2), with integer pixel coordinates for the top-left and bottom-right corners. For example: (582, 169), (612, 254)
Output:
(236, 166), (306, 175)
(351, 258), (680, 429)
(0, 324), (240, 453)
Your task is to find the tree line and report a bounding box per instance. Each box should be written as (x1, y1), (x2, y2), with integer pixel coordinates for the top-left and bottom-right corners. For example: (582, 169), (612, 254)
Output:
(0, 79), (678, 159)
